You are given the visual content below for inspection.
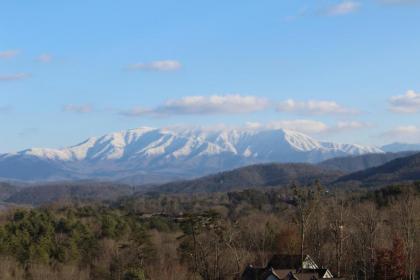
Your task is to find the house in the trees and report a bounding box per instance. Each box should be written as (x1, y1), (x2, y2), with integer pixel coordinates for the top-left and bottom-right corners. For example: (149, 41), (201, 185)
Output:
(241, 254), (343, 280)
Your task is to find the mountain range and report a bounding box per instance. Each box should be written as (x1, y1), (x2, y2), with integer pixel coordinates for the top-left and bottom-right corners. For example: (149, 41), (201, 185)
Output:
(0, 127), (418, 184)
(2, 149), (420, 204)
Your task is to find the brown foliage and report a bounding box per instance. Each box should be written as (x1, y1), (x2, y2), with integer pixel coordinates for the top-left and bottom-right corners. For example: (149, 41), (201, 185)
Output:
(375, 237), (406, 280)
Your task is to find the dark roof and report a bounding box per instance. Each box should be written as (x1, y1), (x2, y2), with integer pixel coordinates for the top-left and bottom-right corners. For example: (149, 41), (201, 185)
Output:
(267, 254), (302, 270)
(293, 273), (318, 280)
(241, 265), (267, 280)
(301, 268), (328, 278)
(242, 255), (339, 280)
(241, 266), (281, 280)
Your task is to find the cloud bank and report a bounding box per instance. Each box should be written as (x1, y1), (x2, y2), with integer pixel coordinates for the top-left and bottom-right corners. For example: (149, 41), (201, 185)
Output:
(382, 125), (420, 142)
(389, 90), (420, 113)
(244, 120), (370, 135)
(120, 95), (269, 116)
(277, 99), (359, 115)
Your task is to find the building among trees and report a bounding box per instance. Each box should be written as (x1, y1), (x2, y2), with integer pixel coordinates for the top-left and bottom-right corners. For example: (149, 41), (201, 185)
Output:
(241, 254), (343, 280)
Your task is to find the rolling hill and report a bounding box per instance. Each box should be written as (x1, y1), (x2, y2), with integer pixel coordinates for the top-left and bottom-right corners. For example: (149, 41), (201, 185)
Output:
(335, 152), (420, 187)
(317, 151), (416, 173)
(5, 182), (135, 206)
(151, 163), (343, 193)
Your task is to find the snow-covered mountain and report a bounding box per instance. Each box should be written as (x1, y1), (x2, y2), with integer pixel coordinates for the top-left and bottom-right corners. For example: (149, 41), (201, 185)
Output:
(0, 127), (383, 183)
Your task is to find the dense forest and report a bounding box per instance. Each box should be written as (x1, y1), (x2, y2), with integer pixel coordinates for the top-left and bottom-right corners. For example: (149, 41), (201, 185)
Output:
(0, 182), (418, 280)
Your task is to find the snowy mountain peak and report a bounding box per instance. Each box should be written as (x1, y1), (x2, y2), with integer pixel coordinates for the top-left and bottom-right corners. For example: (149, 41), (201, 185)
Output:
(280, 129), (322, 151)
(0, 127), (384, 183)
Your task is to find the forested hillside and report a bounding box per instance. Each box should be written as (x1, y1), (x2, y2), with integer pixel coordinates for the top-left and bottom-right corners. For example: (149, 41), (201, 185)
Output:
(0, 183), (418, 279)
(317, 151), (416, 173)
(336, 152), (420, 187)
(5, 181), (136, 206)
(153, 163), (343, 193)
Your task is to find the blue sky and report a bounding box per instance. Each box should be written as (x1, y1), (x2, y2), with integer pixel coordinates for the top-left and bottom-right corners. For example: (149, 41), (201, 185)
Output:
(1, 0), (420, 152)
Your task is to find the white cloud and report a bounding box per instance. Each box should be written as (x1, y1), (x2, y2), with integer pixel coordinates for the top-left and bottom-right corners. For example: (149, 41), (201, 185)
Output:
(326, 1), (360, 16)
(120, 95), (269, 117)
(381, 125), (420, 142)
(277, 99), (358, 115)
(159, 119), (371, 140)
(391, 125), (419, 134)
(266, 119), (329, 134)
(250, 120), (370, 135)
(0, 73), (30, 81)
(62, 104), (93, 113)
(0, 50), (19, 59)
(165, 120), (328, 135)
(36, 54), (53, 63)
(328, 121), (371, 132)
(389, 90), (420, 113)
(245, 122), (263, 130)
(119, 107), (151, 117)
(127, 60), (181, 71)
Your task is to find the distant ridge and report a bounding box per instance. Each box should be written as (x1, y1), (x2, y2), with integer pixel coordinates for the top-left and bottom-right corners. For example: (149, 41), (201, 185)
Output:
(151, 163), (343, 193)
(381, 142), (420, 153)
(6, 181), (134, 206)
(317, 151), (416, 173)
(153, 151), (420, 193)
(335, 152), (420, 187)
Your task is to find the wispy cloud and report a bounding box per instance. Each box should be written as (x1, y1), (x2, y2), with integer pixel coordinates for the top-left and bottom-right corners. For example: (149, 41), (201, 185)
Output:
(18, 127), (39, 138)
(283, 6), (310, 22)
(127, 60), (182, 72)
(389, 90), (420, 113)
(285, 2), (360, 21)
(327, 121), (371, 133)
(119, 107), (151, 117)
(120, 95), (269, 117)
(325, 1), (360, 16)
(381, 125), (420, 142)
(36, 54), (53, 63)
(0, 50), (19, 59)
(0, 73), (30, 82)
(62, 104), (93, 113)
(244, 119), (369, 135)
(0, 106), (12, 113)
(265, 119), (329, 134)
(277, 99), (359, 115)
